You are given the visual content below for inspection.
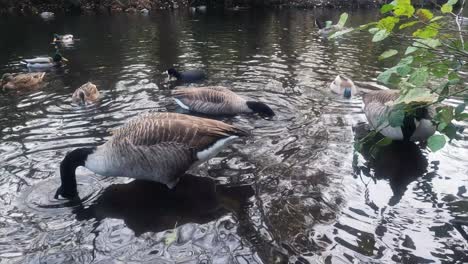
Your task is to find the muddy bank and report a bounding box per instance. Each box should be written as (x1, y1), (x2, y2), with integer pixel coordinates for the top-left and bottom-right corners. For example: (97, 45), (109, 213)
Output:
(0, 0), (451, 14)
(0, 0), (385, 15)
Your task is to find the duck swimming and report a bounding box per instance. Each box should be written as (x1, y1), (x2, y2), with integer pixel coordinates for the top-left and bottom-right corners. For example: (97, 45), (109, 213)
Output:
(1, 72), (46, 91)
(167, 68), (206, 83)
(72, 82), (100, 105)
(21, 51), (68, 69)
(53, 34), (74, 44)
(363, 90), (435, 142)
(172, 86), (275, 117)
(54, 112), (248, 199)
(330, 75), (358, 98)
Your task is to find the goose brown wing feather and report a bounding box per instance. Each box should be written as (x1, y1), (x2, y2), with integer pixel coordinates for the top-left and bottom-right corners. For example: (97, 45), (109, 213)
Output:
(363, 90), (399, 105)
(111, 112), (248, 150)
(172, 87), (238, 104)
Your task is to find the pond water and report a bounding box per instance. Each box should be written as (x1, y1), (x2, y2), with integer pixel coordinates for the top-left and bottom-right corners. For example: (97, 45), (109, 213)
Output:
(0, 8), (467, 264)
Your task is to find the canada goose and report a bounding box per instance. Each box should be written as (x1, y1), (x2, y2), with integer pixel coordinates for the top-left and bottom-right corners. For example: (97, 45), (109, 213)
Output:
(72, 82), (100, 105)
(172, 86), (275, 117)
(167, 68), (206, 83)
(1, 72), (46, 91)
(330, 75), (358, 98)
(54, 112), (248, 199)
(53, 34), (74, 44)
(21, 51), (68, 69)
(363, 90), (435, 142)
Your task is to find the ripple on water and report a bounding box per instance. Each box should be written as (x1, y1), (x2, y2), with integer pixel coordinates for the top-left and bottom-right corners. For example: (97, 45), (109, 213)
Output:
(22, 175), (102, 213)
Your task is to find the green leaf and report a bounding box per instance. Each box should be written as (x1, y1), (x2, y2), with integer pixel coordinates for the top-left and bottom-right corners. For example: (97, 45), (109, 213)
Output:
(408, 67), (429, 86)
(405, 46), (418, 55)
(377, 16), (400, 32)
(413, 23), (439, 39)
(377, 68), (397, 84)
(376, 137), (393, 146)
(455, 113), (468, 121)
(427, 135), (446, 152)
(441, 3), (453, 13)
(369, 27), (380, 34)
(337, 13), (349, 28)
(394, 1), (415, 17)
(413, 38), (441, 48)
(438, 122), (448, 131)
(395, 88), (437, 104)
(431, 63), (449, 78)
(396, 64), (412, 76)
(325, 21), (333, 28)
(381, 4), (395, 14)
(437, 107), (454, 124)
(443, 123), (458, 140)
(455, 103), (466, 115)
(373, 29), (390, 42)
(448, 71), (460, 81)
(399, 21), (419, 29)
(328, 28), (354, 39)
(416, 8), (434, 21)
(447, 0), (458, 5)
(398, 56), (414, 65)
(379, 49), (398, 60)
(388, 108), (405, 127)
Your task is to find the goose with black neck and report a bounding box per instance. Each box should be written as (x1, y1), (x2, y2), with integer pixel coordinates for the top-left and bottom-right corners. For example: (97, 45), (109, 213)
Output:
(55, 112), (249, 199)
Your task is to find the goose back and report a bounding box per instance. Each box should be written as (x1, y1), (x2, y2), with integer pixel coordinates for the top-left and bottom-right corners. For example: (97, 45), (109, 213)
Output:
(172, 86), (250, 115)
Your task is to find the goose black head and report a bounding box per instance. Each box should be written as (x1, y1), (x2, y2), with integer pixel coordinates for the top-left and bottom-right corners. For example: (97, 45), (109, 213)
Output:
(55, 147), (95, 199)
(53, 51), (68, 63)
(246, 101), (275, 117)
(167, 68), (180, 79)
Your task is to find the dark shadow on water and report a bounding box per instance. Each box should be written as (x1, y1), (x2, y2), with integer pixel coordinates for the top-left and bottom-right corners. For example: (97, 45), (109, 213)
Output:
(73, 174), (254, 235)
(354, 123), (429, 206)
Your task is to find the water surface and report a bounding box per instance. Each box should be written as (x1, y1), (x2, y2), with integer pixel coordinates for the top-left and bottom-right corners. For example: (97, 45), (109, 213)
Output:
(0, 9), (467, 264)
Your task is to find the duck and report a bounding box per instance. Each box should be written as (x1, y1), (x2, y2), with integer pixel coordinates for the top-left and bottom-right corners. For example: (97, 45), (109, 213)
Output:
(315, 19), (343, 37)
(72, 82), (100, 105)
(172, 86), (275, 117)
(40, 12), (54, 20)
(363, 89), (436, 142)
(53, 34), (74, 44)
(54, 112), (248, 199)
(1, 72), (46, 91)
(330, 75), (358, 98)
(21, 51), (68, 69)
(167, 68), (206, 83)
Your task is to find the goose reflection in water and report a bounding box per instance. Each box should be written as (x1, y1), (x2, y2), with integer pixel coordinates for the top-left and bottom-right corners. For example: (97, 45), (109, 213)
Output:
(72, 174), (254, 235)
(354, 123), (429, 206)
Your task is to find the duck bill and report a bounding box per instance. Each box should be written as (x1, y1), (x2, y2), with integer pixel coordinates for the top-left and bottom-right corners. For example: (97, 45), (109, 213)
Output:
(343, 87), (352, 98)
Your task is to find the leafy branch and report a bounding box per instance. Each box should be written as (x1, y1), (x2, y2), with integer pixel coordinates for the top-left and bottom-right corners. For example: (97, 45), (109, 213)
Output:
(331, 0), (468, 152)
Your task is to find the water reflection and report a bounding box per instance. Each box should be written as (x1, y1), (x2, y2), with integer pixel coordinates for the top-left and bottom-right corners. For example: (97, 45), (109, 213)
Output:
(0, 9), (467, 264)
(355, 136), (429, 206)
(74, 175), (254, 235)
